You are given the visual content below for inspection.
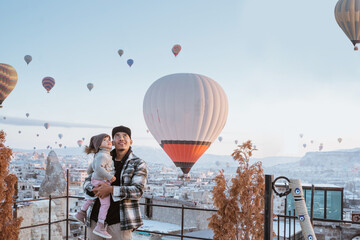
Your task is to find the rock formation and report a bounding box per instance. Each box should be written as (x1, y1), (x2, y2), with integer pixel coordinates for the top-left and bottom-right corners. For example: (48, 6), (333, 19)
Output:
(39, 150), (66, 197)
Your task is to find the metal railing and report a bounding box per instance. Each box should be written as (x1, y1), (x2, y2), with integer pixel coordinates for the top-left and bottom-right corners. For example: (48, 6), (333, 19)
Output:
(13, 169), (216, 240)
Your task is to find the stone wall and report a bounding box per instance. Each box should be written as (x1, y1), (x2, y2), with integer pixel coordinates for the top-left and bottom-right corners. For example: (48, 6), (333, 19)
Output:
(313, 221), (360, 240)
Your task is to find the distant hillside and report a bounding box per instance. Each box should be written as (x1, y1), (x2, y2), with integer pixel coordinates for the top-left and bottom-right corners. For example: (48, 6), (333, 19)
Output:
(299, 149), (360, 168)
(12, 145), (301, 169)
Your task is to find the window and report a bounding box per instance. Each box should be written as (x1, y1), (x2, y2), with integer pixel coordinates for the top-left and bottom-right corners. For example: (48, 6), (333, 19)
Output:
(326, 191), (342, 220)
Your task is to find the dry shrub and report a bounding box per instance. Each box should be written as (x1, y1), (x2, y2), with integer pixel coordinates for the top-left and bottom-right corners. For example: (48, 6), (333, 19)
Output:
(0, 130), (23, 240)
(208, 140), (265, 240)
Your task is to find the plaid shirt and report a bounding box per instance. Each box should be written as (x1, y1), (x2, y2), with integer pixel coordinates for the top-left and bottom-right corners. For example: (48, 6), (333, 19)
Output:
(83, 151), (148, 230)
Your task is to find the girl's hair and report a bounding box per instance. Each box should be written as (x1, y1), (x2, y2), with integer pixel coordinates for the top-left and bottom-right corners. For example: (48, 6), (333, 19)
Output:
(84, 145), (96, 155)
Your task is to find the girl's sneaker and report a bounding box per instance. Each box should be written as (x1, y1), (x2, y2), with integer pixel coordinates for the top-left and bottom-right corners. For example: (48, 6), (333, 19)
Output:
(74, 210), (86, 224)
(93, 222), (112, 239)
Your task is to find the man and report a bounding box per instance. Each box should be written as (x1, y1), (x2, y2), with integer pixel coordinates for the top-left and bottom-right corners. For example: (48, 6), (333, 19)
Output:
(83, 125), (148, 239)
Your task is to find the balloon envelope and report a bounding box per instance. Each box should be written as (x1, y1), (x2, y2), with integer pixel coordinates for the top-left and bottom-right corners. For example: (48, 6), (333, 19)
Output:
(338, 137), (342, 143)
(0, 64), (18, 107)
(335, 0), (360, 49)
(58, 133), (63, 139)
(235, 140), (238, 145)
(87, 83), (94, 91)
(118, 49), (124, 57)
(26, 113), (29, 118)
(218, 136), (223, 142)
(24, 55), (32, 65)
(44, 123), (50, 129)
(299, 133), (303, 138)
(127, 59), (134, 67)
(172, 44), (182, 56)
(303, 144), (307, 148)
(77, 140), (83, 147)
(42, 77), (55, 93)
(143, 73), (228, 174)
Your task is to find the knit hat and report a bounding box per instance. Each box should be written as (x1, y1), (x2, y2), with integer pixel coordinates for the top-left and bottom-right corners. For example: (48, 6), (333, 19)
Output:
(89, 133), (110, 152)
(112, 125), (131, 139)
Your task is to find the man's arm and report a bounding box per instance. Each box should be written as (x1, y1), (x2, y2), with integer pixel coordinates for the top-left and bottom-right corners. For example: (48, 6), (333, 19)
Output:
(83, 173), (95, 197)
(112, 159), (147, 201)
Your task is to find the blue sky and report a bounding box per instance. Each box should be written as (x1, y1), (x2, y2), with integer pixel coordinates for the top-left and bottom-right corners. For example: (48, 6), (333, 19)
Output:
(1, 0), (360, 158)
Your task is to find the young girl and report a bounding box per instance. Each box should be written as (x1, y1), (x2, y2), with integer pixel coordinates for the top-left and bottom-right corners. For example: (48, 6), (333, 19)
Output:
(75, 133), (115, 239)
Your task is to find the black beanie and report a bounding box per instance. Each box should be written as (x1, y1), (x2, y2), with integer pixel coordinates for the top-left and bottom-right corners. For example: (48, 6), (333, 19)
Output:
(89, 133), (110, 152)
(112, 125), (131, 139)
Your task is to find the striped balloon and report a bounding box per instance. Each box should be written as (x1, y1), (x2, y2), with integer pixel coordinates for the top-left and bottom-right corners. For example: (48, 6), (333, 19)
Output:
(0, 64), (18, 108)
(42, 77), (55, 93)
(143, 73), (228, 174)
(335, 0), (360, 50)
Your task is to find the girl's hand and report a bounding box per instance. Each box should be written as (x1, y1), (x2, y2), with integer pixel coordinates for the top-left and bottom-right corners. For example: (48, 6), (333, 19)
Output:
(110, 176), (116, 183)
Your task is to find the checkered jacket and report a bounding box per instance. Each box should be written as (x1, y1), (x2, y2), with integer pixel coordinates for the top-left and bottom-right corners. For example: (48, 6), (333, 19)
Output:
(83, 151), (148, 230)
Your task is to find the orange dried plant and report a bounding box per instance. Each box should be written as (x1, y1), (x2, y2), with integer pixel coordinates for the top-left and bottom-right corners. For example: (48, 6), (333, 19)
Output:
(0, 130), (23, 240)
(208, 140), (265, 240)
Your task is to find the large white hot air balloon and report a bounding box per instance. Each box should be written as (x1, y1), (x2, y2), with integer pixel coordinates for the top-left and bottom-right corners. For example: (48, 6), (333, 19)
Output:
(143, 73), (228, 174)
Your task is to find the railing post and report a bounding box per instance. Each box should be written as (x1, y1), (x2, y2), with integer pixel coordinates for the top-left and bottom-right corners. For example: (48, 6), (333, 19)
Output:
(264, 174), (274, 240)
(311, 184), (315, 224)
(66, 169), (69, 240)
(14, 179), (18, 219)
(181, 205), (184, 240)
(49, 194), (52, 240)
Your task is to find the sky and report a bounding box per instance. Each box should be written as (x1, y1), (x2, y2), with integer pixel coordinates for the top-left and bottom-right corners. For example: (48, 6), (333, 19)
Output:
(0, 0), (359, 158)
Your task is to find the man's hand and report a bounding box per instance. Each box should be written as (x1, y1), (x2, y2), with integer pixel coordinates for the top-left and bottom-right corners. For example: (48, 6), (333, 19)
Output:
(92, 182), (113, 199)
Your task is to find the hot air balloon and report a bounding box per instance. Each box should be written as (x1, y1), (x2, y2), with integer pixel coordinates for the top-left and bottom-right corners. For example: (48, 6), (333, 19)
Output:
(77, 140), (83, 147)
(0, 64), (18, 108)
(311, 140), (314, 144)
(118, 49), (124, 57)
(127, 59), (134, 67)
(215, 160), (220, 166)
(42, 77), (55, 93)
(319, 145), (323, 151)
(218, 136), (223, 142)
(87, 83), (94, 91)
(64, 146), (67, 149)
(59, 143), (62, 148)
(299, 133), (303, 138)
(335, 0), (360, 50)
(338, 137), (342, 143)
(36, 134), (39, 137)
(253, 145), (257, 149)
(26, 113), (29, 118)
(143, 73), (228, 174)
(47, 145), (50, 149)
(172, 44), (182, 57)
(146, 129), (150, 133)
(3, 117), (5, 120)
(303, 144), (307, 148)
(44, 123), (49, 129)
(82, 137), (85, 141)
(58, 133), (63, 139)
(18, 131), (21, 134)
(235, 140), (238, 145)
(24, 55), (32, 65)
(55, 141), (57, 144)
